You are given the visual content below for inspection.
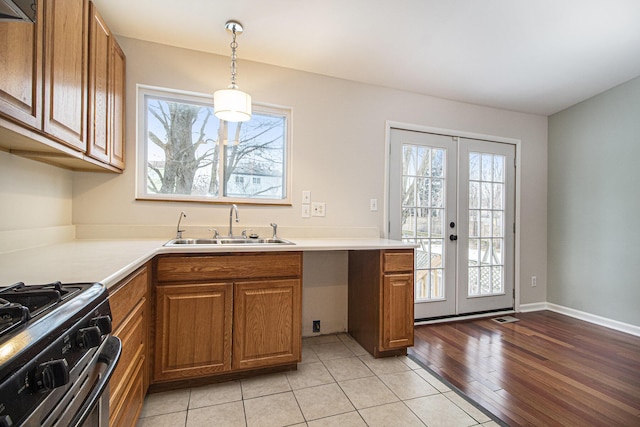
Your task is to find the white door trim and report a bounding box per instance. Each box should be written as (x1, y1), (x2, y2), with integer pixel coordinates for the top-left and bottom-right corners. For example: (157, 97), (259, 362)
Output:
(384, 120), (522, 312)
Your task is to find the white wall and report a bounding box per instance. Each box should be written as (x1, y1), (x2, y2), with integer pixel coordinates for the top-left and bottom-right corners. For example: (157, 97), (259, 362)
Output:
(548, 75), (640, 326)
(70, 37), (548, 323)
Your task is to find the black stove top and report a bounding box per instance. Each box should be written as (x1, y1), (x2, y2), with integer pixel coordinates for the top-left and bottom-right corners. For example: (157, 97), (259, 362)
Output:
(0, 282), (86, 337)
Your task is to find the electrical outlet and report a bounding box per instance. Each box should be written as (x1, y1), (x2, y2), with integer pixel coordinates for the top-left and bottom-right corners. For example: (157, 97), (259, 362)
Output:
(531, 276), (537, 287)
(370, 198), (378, 211)
(312, 320), (320, 333)
(302, 190), (311, 204)
(302, 204), (310, 218)
(311, 202), (326, 217)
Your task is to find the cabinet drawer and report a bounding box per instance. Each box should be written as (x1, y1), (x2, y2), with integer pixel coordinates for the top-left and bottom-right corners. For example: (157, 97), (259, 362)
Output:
(383, 251), (414, 273)
(156, 252), (302, 282)
(109, 266), (147, 331)
(109, 298), (145, 413)
(110, 356), (144, 427)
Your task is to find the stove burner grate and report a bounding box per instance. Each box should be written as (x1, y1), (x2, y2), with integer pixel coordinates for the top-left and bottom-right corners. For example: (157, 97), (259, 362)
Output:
(0, 281), (84, 337)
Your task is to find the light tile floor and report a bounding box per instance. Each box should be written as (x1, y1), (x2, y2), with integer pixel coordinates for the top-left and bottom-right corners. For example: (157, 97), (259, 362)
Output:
(137, 334), (500, 427)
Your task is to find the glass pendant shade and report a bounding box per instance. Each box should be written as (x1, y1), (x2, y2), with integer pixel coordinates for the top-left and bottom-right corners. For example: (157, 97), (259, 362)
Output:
(214, 88), (252, 122)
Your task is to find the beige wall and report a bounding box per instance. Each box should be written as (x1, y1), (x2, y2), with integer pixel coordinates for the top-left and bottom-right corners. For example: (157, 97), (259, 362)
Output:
(69, 37), (548, 316)
(0, 150), (73, 231)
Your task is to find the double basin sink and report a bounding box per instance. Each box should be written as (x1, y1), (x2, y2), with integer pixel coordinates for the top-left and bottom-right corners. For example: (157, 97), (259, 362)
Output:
(164, 237), (295, 246)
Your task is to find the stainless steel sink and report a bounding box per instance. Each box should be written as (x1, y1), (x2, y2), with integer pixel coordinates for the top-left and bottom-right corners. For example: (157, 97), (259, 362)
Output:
(164, 237), (295, 246)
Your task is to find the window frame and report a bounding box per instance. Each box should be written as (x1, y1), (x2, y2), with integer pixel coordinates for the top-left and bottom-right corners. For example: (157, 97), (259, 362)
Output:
(135, 84), (293, 205)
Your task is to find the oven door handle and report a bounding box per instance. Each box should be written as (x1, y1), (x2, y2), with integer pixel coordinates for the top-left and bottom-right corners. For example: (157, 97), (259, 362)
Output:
(69, 335), (122, 427)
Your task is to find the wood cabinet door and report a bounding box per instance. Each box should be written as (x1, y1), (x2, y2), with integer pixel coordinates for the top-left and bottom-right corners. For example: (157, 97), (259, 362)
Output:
(154, 282), (233, 382)
(233, 279), (301, 370)
(87, 3), (110, 163)
(381, 273), (415, 350)
(0, 0), (42, 129)
(109, 40), (125, 169)
(43, 0), (88, 151)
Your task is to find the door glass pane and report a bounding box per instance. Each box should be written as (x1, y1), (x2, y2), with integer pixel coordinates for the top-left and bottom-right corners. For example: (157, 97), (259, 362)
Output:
(469, 152), (480, 180)
(468, 151), (506, 297)
(468, 267), (479, 295)
(402, 143), (447, 301)
(430, 209), (444, 238)
(469, 211), (479, 238)
(417, 178), (430, 207)
(468, 238), (480, 265)
(403, 177), (415, 206)
(415, 240), (430, 269)
(492, 183), (503, 209)
(432, 179), (444, 208)
(401, 208), (416, 238)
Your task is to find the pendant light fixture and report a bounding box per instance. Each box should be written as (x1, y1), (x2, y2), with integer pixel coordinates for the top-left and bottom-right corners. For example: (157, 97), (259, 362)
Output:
(214, 20), (252, 122)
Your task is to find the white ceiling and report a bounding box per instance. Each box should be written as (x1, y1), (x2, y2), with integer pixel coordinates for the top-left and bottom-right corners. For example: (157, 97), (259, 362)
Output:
(92, 0), (640, 116)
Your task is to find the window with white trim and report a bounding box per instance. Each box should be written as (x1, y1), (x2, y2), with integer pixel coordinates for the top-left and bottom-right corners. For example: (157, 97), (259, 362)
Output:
(136, 86), (291, 204)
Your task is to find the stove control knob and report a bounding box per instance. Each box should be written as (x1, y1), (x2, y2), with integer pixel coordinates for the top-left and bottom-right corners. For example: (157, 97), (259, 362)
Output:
(90, 315), (112, 335)
(35, 359), (69, 392)
(76, 326), (102, 349)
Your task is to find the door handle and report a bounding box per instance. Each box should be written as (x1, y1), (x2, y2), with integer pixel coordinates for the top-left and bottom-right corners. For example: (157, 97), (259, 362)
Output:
(449, 234), (458, 241)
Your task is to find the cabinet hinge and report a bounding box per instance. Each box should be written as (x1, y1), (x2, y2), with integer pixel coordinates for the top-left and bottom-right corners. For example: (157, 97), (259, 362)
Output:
(513, 222), (516, 234)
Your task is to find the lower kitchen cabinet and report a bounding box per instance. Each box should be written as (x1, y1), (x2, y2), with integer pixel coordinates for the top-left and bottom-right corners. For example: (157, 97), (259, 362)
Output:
(108, 264), (149, 427)
(348, 249), (415, 357)
(152, 252), (302, 386)
(154, 282), (233, 381)
(233, 279), (301, 370)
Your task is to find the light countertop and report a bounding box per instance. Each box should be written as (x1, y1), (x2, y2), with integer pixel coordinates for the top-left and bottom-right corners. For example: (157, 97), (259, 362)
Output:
(0, 237), (415, 289)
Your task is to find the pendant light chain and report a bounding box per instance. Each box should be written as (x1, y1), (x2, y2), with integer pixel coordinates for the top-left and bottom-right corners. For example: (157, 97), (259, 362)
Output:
(229, 28), (238, 89)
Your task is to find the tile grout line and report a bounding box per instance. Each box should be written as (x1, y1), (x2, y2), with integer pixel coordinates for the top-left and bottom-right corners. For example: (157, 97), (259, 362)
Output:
(315, 345), (369, 426)
(139, 334), (496, 427)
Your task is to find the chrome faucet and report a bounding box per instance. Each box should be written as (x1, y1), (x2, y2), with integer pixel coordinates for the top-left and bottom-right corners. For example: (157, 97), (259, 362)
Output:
(209, 228), (220, 239)
(176, 211), (187, 238)
(229, 204), (239, 237)
(270, 222), (278, 238)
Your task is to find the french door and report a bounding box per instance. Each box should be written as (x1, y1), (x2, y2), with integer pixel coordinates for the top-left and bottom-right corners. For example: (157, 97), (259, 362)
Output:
(389, 129), (515, 320)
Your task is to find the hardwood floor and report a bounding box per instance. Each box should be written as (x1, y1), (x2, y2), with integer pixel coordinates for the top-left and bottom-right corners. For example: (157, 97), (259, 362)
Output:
(409, 311), (640, 426)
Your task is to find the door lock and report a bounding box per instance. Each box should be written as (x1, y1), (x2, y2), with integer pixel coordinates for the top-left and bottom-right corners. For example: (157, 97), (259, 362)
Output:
(449, 234), (458, 241)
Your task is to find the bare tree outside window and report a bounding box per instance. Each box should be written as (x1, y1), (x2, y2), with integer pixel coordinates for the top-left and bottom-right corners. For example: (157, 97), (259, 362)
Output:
(138, 88), (290, 204)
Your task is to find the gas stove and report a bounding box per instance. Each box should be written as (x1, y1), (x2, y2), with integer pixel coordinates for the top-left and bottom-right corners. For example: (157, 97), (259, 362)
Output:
(0, 281), (121, 426)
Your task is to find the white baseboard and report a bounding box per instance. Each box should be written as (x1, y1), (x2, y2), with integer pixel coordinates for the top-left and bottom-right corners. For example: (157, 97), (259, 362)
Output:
(518, 302), (640, 337)
(518, 302), (548, 313)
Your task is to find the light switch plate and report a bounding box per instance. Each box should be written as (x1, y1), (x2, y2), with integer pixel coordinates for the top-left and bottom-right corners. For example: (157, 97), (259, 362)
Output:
(311, 202), (326, 217)
(370, 198), (378, 211)
(302, 204), (310, 218)
(302, 190), (311, 204)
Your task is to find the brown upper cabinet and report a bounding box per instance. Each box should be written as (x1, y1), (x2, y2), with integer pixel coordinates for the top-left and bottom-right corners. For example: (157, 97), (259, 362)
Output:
(87, 2), (125, 168)
(0, 0), (125, 172)
(0, 0), (43, 129)
(43, 0), (89, 152)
